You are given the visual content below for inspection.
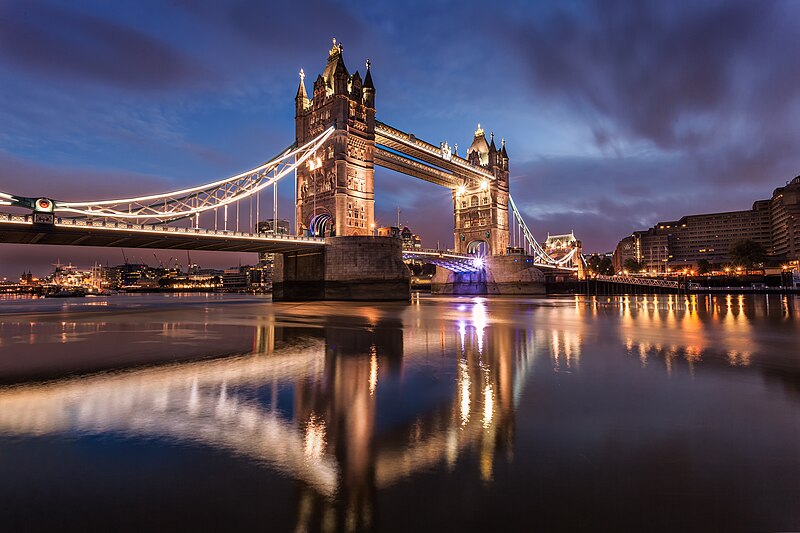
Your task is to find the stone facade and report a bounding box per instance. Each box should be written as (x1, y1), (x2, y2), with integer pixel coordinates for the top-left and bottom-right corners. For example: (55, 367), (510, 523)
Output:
(453, 126), (510, 256)
(273, 236), (410, 301)
(295, 40), (375, 238)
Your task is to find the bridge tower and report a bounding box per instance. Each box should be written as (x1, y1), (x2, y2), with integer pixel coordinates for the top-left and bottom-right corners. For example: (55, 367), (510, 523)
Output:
(295, 39), (375, 237)
(453, 126), (510, 255)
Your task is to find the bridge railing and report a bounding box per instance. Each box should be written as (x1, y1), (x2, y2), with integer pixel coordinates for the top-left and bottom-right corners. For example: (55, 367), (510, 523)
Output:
(593, 274), (700, 290)
(402, 247), (473, 259)
(0, 213), (325, 243)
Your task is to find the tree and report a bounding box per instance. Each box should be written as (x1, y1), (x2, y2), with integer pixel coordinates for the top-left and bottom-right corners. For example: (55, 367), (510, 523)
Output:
(623, 258), (644, 273)
(697, 259), (711, 275)
(598, 256), (614, 275)
(586, 254), (602, 273)
(585, 254), (614, 275)
(729, 239), (767, 268)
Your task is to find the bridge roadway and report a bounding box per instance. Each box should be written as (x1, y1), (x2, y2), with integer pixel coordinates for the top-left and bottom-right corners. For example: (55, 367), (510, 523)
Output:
(0, 212), (325, 253)
(0, 211), (486, 267)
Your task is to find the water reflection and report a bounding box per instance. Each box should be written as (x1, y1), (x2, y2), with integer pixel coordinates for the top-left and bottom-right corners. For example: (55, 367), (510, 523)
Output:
(610, 294), (798, 377)
(0, 294), (798, 530)
(0, 299), (526, 530)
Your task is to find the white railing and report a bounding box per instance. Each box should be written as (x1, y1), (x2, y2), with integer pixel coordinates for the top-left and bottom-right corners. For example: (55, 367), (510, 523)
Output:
(0, 213), (325, 244)
(594, 274), (700, 290)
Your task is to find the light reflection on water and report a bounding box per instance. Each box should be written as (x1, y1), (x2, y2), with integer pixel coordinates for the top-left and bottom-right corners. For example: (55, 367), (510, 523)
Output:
(0, 293), (798, 531)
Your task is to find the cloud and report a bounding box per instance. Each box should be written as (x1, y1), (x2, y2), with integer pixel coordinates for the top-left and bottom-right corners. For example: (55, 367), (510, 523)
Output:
(0, 2), (211, 90)
(488, 0), (800, 249)
(0, 152), (169, 201)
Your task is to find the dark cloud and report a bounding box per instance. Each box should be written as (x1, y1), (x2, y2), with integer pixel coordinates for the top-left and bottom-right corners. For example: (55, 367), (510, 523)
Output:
(493, 0), (800, 248)
(506, 1), (798, 149)
(0, 2), (211, 90)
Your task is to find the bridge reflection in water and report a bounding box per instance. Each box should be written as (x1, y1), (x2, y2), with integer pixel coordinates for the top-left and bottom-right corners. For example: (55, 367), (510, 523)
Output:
(0, 294), (797, 531)
(0, 299), (539, 531)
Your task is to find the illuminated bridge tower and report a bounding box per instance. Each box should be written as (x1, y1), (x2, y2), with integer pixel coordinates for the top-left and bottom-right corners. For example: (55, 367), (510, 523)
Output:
(453, 125), (510, 255)
(295, 39), (375, 237)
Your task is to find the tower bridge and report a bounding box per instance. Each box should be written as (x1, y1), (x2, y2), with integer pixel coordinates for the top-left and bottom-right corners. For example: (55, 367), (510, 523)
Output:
(0, 39), (584, 300)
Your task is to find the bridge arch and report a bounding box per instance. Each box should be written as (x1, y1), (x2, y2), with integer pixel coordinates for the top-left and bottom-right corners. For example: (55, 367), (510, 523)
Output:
(467, 239), (489, 256)
(310, 213), (334, 237)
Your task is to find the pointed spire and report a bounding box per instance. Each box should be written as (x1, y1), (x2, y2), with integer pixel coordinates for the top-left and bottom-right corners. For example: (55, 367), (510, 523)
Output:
(489, 132), (497, 152)
(501, 138), (508, 158)
(296, 68), (308, 100)
(363, 58), (374, 89)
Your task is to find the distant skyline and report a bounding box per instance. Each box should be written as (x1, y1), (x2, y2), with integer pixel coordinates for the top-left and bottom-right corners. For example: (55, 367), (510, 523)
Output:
(1, 0), (799, 276)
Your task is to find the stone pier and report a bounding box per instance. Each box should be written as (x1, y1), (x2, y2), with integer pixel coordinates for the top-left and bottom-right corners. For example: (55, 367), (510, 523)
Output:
(431, 255), (545, 295)
(273, 236), (411, 301)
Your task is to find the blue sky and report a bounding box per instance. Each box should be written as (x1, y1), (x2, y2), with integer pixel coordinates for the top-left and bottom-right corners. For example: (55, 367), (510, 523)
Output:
(1, 0), (799, 275)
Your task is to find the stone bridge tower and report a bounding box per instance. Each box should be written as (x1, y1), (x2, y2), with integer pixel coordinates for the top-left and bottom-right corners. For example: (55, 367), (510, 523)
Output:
(295, 39), (375, 237)
(453, 125), (510, 255)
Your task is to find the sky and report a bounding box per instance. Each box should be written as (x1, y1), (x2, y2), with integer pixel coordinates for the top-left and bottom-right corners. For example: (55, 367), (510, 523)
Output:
(1, 0), (799, 276)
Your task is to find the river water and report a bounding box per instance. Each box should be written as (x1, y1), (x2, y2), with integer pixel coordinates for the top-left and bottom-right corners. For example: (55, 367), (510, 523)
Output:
(0, 293), (797, 532)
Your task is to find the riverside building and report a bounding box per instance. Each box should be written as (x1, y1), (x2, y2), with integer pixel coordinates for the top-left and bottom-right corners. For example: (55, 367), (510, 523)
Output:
(613, 176), (800, 273)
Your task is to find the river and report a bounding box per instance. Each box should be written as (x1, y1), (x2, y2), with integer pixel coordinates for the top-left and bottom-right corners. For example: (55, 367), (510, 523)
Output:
(0, 293), (797, 531)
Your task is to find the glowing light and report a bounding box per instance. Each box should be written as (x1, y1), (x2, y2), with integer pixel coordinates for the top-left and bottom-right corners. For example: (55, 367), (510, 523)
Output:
(480, 180), (489, 191)
(456, 185), (466, 196)
(459, 358), (470, 426)
(304, 413), (327, 460)
(368, 352), (378, 397)
(482, 382), (494, 428)
(471, 256), (485, 269)
(472, 299), (487, 353)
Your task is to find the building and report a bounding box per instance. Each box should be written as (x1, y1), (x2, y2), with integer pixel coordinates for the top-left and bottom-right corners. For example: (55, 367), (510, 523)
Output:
(377, 226), (400, 239)
(377, 226), (422, 249)
(256, 219), (291, 235)
(401, 226), (421, 249)
(544, 232), (578, 261)
(222, 267), (249, 291)
(770, 177), (800, 260)
(613, 176), (800, 272)
(294, 39), (375, 238)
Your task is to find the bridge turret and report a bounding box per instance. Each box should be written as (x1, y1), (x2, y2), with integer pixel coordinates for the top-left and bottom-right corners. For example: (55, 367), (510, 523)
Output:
(467, 124), (490, 167)
(500, 138), (508, 171)
(488, 132), (499, 169)
(326, 39), (350, 96)
(294, 40), (376, 237)
(295, 69), (309, 114)
(363, 59), (375, 108)
(350, 70), (363, 101)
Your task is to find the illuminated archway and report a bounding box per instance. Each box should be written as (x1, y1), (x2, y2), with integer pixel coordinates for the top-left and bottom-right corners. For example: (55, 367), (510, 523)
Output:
(467, 240), (489, 256)
(310, 213), (334, 237)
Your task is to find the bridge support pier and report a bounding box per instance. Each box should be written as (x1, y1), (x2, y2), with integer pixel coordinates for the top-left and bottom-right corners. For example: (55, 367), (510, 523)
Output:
(272, 236), (410, 301)
(431, 255), (545, 295)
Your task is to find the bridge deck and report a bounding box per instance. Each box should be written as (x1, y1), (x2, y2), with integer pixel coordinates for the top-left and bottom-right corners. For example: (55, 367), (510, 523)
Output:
(0, 213), (324, 253)
(373, 148), (460, 188)
(375, 121), (494, 184)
